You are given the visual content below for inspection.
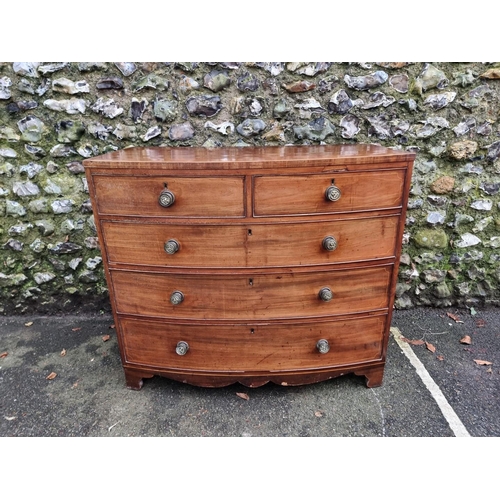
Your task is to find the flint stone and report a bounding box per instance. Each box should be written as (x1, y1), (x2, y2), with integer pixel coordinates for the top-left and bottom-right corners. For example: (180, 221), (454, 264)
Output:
(0, 147), (17, 158)
(142, 126), (162, 142)
(294, 116), (334, 142)
(112, 124), (137, 140)
(328, 90), (353, 115)
(433, 282), (451, 298)
(30, 239), (47, 254)
(480, 68), (500, 79)
(35, 220), (55, 236)
(69, 258), (82, 270)
(51, 199), (73, 214)
(20, 162), (43, 179)
(7, 101), (38, 114)
(237, 72), (259, 91)
(389, 74), (409, 93)
(186, 95), (222, 117)
(57, 120), (86, 143)
(344, 71), (388, 90)
(476, 122), (492, 136)
(133, 74), (169, 91)
(66, 161), (85, 174)
(49, 241), (82, 254)
(13, 62), (39, 77)
(0, 273), (28, 287)
(50, 144), (77, 157)
(283, 80), (316, 93)
(262, 123), (285, 142)
(84, 237), (99, 249)
(38, 63), (69, 75)
(340, 114), (361, 139)
(453, 117), (476, 136)
(6, 200), (26, 215)
(86, 257), (102, 269)
(18, 78), (35, 94)
(480, 182), (500, 195)
(29, 199), (48, 213)
(423, 269), (446, 283)
(13, 181), (40, 196)
(77, 144), (98, 158)
(91, 97), (123, 118)
(4, 239), (23, 251)
(130, 98), (149, 123)
(81, 199), (93, 212)
(43, 179), (62, 195)
(178, 75), (200, 94)
(168, 122), (195, 141)
(204, 121), (235, 135)
(414, 64), (448, 93)
(452, 69), (475, 87)
(424, 92), (456, 109)
(236, 119), (266, 138)
(44, 98), (86, 114)
(251, 63), (285, 76)
(366, 115), (392, 140)
(52, 78), (90, 94)
(18, 115), (45, 142)
(292, 62), (330, 76)
(471, 199), (492, 211)
(427, 212), (445, 224)
(359, 92), (395, 109)
(472, 217), (493, 233)
(96, 77), (124, 90)
(115, 62), (137, 76)
(455, 233), (481, 248)
(486, 141), (500, 162)
(79, 270), (99, 283)
(0, 76), (12, 99)
(273, 99), (291, 118)
(34, 272), (56, 284)
(318, 76), (339, 94)
(8, 222), (32, 235)
(0, 126), (19, 141)
(204, 70), (231, 92)
(154, 100), (177, 122)
(78, 62), (108, 72)
(87, 122), (112, 140)
(485, 237), (500, 248)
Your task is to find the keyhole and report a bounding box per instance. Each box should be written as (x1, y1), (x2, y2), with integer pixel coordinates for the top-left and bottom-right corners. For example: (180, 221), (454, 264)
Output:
(250, 329), (255, 335)
(248, 229), (252, 236)
(249, 278), (253, 286)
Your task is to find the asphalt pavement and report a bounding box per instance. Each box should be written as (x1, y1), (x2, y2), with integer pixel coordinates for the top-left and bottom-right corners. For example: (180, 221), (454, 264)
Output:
(0, 306), (498, 437)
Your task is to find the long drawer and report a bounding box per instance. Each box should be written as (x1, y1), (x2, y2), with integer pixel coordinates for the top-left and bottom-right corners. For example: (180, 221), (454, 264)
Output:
(110, 265), (393, 320)
(120, 314), (387, 372)
(253, 169), (405, 216)
(102, 215), (400, 268)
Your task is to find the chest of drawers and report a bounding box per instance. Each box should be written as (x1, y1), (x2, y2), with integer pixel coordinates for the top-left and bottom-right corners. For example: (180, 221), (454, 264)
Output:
(83, 145), (415, 390)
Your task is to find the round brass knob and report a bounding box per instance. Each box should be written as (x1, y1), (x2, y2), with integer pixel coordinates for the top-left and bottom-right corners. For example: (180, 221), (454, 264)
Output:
(159, 189), (175, 208)
(316, 339), (330, 354)
(170, 291), (184, 305)
(164, 239), (180, 255)
(319, 287), (333, 302)
(176, 341), (189, 356)
(322, 236), (338, 251)
(325, 185), (341, 202)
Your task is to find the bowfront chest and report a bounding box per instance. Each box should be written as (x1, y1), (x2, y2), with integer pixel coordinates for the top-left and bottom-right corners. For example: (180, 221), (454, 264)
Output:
(83, 145), (415, 390)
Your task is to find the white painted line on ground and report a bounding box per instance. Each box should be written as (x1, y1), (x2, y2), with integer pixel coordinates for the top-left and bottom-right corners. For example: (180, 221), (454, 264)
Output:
(391, 326), (471, 437)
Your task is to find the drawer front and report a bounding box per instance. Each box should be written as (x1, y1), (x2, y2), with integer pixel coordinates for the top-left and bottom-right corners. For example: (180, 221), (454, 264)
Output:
(101, 215), (399, 268)
(91, 175), (245, 217)
(253, 169), (405, 216)
(111, 266), (392, 320)
(120, 315), (387, 371)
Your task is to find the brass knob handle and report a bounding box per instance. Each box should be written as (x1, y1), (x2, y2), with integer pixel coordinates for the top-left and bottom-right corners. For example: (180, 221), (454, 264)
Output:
(325, 185), (341, 202)
(159, 188), (175, 208)
(316, 339), (330, 354)
(164, 239), (180, 255)
(170, 291), (184, 305)
(322, 236), (338, 251)
(319, 287), (333, 302)
(176, 341), (189, 356)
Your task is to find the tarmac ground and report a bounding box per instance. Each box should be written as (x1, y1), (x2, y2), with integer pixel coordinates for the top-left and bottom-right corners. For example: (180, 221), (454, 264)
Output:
(0, 306), (499, 438)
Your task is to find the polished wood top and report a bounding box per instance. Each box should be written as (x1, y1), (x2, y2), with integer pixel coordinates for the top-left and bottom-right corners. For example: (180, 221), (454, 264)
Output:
(83, 145), (416, 170)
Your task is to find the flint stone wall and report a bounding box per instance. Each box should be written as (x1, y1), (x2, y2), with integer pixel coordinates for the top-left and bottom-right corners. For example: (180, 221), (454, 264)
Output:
(1, 62), (500, 314)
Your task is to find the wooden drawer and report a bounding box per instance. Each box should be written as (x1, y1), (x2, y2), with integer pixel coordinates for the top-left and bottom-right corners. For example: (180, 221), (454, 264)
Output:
(91, 175), (245, 217)
(253, 169), (405, 216)
(111, 265), (392, 320)
(120, 315), (387, 372)
(101, 215), (399, 268)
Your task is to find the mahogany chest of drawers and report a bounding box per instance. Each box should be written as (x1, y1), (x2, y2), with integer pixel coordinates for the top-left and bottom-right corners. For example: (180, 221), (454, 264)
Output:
(83, 145), (415, 390)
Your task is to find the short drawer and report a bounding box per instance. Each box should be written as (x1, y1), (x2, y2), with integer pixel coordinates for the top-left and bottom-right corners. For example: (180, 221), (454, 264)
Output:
(91, 174), (245, 217)
(101, 215), (399, 268)
(120, 315), (387, 372)
(253, 169), (406, 216)
(111, 265), (393, 320)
